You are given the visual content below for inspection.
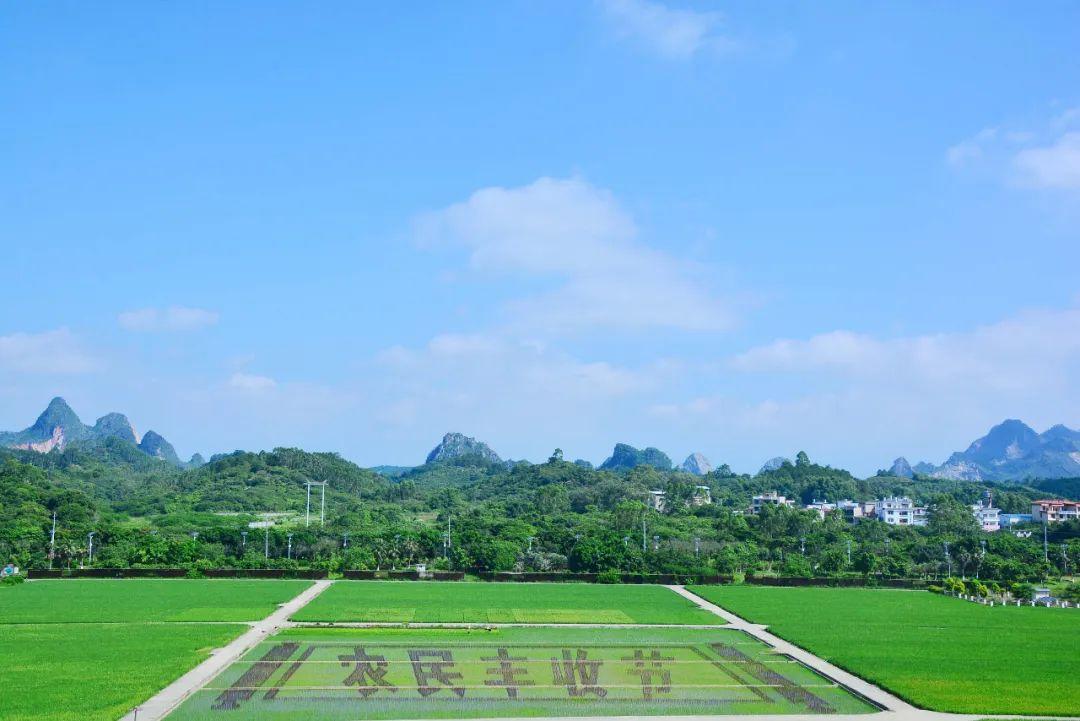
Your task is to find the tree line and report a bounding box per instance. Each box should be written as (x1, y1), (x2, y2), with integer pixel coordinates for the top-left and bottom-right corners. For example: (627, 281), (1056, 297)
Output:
(2, 445), (1077, 585)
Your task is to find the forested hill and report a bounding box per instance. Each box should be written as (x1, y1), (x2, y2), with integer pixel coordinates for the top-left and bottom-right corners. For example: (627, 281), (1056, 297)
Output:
(2, 441), (1078, 580)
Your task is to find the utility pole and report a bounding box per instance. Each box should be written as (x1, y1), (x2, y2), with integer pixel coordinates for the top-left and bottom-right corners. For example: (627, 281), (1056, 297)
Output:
(264, 526), (270, 559)
(306, 482), (327, 527)
(287, 533), (293, 560)
(799, 536), (806, 556)
(642, 518), (647, 553)
(241, 531), (248, 551)
(846, 539), (852, 565)
(1043, 521), (1049, 562)
(694, 537), (701, 557)
(87, 532), (95, 565)
(48, 510), (57, 570)
(343, 532), (349, 549)
(943, 541), (951, 577)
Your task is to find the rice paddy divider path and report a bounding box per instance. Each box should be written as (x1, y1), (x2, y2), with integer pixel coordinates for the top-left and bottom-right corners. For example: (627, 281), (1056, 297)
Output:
(292, 621), (736, 629)
(119, 579), (334, 721)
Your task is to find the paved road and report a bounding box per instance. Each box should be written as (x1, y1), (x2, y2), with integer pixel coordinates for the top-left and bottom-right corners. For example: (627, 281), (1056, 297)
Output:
(119, 579), (333, 721)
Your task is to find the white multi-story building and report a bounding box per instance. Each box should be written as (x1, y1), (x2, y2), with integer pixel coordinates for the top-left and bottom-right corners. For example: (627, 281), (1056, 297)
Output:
(751, 491), (795, 514)
(1031, 499), (1080, 523)
(972, 491), (1001, 532)
(876, 496), (928, 526)
(804, 499), (836, 519)
(692, 485), (712, 506)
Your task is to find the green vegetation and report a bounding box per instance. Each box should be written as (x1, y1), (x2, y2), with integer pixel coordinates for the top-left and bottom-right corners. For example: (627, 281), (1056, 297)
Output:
(168, 625), (876, 719)
(0, 579), (311, 623)
(2, 444), (1077, 583)
(0, 622), (244, 721)
(0, 579), (311, 721)
(291, 581), (721, 624)
(687, 585), (1080, 716)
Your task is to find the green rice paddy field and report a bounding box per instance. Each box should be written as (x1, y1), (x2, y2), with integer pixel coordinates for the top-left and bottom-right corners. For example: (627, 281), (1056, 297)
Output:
(0, 622), (244, 721)
(291, 581), (721, 624)
(688, 585), (1080, 716)
(0, 579), (311, 622)
(0, 580), (312, 721)
(167, 625), (876, 720)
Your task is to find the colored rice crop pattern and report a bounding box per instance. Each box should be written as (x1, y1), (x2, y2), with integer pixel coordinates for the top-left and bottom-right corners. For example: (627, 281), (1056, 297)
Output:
(0, 622), (245, 721)
(291, 581), (722, 625)
(166, 625), (877, 719)
(0, 579), (312, 623)
(687, 585), (1080, 716)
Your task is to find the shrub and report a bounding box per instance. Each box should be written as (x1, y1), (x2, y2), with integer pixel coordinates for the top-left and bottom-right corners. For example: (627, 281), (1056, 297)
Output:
(943, 577), (966, 595)
(596, 569), (622, 584)
(1011, 581), (1035, 600)
(1059, 582), (1080, 603)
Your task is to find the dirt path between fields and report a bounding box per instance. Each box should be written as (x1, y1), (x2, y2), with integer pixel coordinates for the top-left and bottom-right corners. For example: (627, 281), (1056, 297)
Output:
(119, 579), (333, 721)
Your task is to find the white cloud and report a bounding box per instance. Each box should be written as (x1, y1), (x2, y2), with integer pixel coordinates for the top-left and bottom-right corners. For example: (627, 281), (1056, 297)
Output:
(638, 306), (1080, 474)
(118, 306), (220, 332)
(0, 328), (100, 374)
(598, 0), (733, 60)
(948, 108), (1080, 192)
(372, 332), (655, 446)
(946, 127), (997, 168)
(381, 333), (648, 400)
(732, 307), (1080, 393)
(1014, 131), (1080, 190)
(227, 372), (278, 393)
(416, 177), (733, 334)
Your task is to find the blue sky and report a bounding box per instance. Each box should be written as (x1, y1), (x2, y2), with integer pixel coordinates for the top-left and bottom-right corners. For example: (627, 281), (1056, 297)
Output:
(2, 1), (1079, 475)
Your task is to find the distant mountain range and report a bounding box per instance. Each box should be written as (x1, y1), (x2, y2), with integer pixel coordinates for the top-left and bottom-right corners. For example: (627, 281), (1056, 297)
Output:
(7, 399), (1078, 482)
(888, 419), (1080, 481)
(0, 397), (198, 468)
(434, 420), (1080, 481)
